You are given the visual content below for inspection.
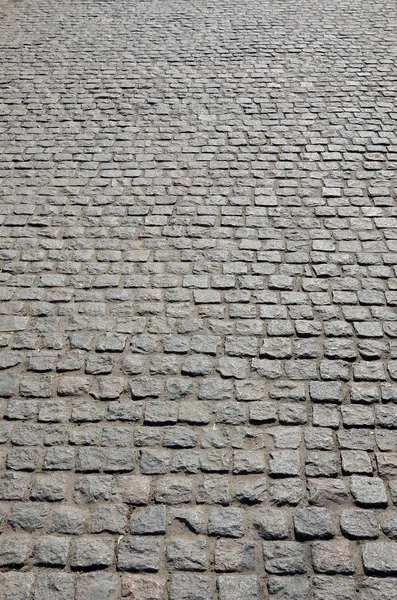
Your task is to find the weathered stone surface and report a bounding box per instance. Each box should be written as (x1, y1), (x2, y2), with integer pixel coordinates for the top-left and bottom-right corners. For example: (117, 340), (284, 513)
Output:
(313, 576), (356, 600)
(0, 573), (36, 600)
(294, 507), (334, 540)
(360, 577), (397, 600)
(263, 541), (309, 574)
(118, 537), (160, 572)
(0, 535), (31, 567)
(363, 542), (397, 575)
(350, 476), (388, 507)
(217, 575), (260, 600)
(122, 575), (165, 600)
(312, 540), (355, 574)
(169, 573), (213, 600)
(208, 507), (244, 538)
(33, 573), (75, 600)
(1, 0), (396, 592)
(340, 509), (379, 540)
(76, 573), (119, 600)
(214, 540), (255, 572)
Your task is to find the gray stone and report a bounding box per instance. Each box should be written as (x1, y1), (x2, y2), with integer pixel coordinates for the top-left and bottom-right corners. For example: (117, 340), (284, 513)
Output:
(169, 573), (213, 600)
(208, 507), (244, 537)
(130, 506), (166, 535)
(71, 537), (114, 569)
(381, 512), (397, 539)
(89, 504), (128, 534)
(341, 509), (379, 539)
(312, 540), (355, 574)
(217, 575), (260, 600)
(166, 537), (207, 571)
(75, 573), (119, 600)
(214, 539), (255, 572)
(363, 542), (397, 574)
(154, 477), (192, 504)
(118, 537), (160, 572)
(269, 479), (304, 506)
(50, 506), (88, 534)
(268, 576), (310, 600)
(34, 536), (70, 566)
(263, 541), (309, 574)
(9, 502), (50, 532)
(313, 576), (356, 600)
(269, 450), (301, 477)
(360, 577), (397, 600)
(0, 573), (36, 600)
(34, 573), (75, 600)
(350, 476), (388, 507)
(254, 508), (289, 539)
(294, 507), (334, 540)
(0, 535), (31, 567)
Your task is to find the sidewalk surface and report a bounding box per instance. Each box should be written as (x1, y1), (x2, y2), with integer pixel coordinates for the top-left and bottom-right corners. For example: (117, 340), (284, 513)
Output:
(1, 0), (397, 598)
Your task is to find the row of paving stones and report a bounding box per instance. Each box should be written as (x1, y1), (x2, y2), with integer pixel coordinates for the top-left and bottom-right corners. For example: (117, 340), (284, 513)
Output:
(1, 531), (397, 575)
(0, 471), (397, 504)
(2, 571), (397, 600)
(2, 439), (397, 479)
(3, 360), (397, 386)
(2, 501), (397, 539)
(3, 372), (397, 396)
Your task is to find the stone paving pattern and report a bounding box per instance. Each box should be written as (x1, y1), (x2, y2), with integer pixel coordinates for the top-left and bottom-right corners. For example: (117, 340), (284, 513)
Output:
(0, 0), (397, 597)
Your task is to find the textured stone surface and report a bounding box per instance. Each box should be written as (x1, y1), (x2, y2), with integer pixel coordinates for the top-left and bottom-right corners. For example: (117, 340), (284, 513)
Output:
(1, 0), (397, 593)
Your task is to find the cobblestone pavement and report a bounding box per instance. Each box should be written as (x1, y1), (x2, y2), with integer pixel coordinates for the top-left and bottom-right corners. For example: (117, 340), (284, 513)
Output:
(0, 0), (397, 597)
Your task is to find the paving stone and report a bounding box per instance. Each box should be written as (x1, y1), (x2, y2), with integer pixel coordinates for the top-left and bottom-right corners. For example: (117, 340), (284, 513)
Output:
(34, 536), (70, 566)
(381, 511), (397, 539)
(313, 576), (357, 600)
(312, 539), (355, 574)
(217, 575), (260, 600)
(0, 535), (31, 566)
(214, 539), (255, 572)
(269, 479), (304, 506)
(263, 541), (309, 574)
(269, 450), (301, 477)
(363, 542), (397, 575)
(340, 509), (379, 539)
(208, 507), (244, 537)
(293, 507), (334, 540)
(169, 573), (213, 600)
(350, 476), (388, 507)
(254, 508), (290, 539)
(76, 573), (120, 600)
(171, 507), (206, 534)
(154, 477), (192, 504)
(121, 575), (166, 600)
(50, 506), (88, 535)
(116, 475), (151, 505)
(71, 536), (114, 569)
(267, 576), (310, 600)
(360, 577), (397, 600)
(341, 450), (373, 475)
(33, 573), (75, 600)
(306, 451), (339, 477)
(0, 375), (18, 397)
(130, 506), (166, 535)
(166, 537), (207, 571)
(0, 573), (36, 600)
(89, 504), (129, 534)
(8, 502), (50, 532)
(310, 382), (344, 404)
(118, 537), (161, 572)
